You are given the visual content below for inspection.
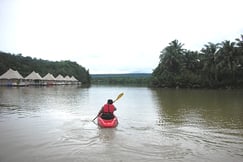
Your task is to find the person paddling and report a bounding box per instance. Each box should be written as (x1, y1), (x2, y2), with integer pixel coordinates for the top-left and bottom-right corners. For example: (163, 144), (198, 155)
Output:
(98, 99), (117, 120)
(92, 93), (123, 121)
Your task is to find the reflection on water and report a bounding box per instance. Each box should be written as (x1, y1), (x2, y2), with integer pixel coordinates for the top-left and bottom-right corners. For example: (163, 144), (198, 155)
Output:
(0, 86), (243, 162)
(153, 89), (243, 129)
(151, 88), (243, 161)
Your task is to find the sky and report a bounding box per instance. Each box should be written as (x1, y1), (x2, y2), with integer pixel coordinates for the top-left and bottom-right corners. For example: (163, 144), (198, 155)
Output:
(0, 0), (243, 74)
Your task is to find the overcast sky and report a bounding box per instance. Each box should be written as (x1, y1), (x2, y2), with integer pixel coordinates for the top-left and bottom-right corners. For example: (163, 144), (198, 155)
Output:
(0, 0), (243, 74)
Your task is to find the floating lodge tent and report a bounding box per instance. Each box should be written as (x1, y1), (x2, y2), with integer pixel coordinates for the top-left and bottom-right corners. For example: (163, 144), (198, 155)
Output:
(0, 68), (80, 86)
(25, 71), (44, 86)
(43, 73), (56, 85)
(0, 68), (25, 86)
(56, 74), (65, 85)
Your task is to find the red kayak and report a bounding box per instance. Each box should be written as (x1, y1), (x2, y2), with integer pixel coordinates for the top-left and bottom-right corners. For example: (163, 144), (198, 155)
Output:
(98, 115), (118, 128)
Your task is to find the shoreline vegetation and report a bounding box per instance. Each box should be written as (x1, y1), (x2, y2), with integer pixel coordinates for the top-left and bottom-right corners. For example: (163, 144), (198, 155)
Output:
(91, 73), (151, 85)
(0, 51), (91, 86)
(91, 35), (243, 89)
(151, 35), (243, 89)
(1, 34), (243, 89)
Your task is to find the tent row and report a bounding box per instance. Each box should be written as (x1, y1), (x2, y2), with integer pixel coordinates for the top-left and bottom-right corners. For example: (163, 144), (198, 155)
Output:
(0, 68), (81, 86)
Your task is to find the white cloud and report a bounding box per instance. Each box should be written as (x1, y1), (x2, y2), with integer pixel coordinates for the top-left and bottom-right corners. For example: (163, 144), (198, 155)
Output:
(0, 0), (243, 74)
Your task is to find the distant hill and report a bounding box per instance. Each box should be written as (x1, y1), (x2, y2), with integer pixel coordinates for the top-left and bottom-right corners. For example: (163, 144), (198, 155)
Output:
(91, 73), (151, 85)
(91, 73), (151, 78)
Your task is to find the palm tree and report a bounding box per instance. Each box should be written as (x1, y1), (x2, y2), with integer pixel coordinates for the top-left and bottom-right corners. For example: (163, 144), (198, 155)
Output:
(235, 35), (243, 68)
(152, 40), (185, 87)
(182, 50), (201, 73)
(235, 34), (243, 48)
(218, 40), (238, 84)
(159, 40), (185, 73)
(201, 42), (220, 84)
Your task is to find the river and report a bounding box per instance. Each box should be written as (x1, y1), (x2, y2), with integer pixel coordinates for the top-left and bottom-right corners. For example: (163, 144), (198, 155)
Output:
(0, 86), (243, 162)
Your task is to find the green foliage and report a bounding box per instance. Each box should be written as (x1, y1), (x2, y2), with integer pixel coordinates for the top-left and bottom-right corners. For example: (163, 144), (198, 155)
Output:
(91, 73), (151, 85)
(0, 52), (90, 84)
(151, 35), (243, 88)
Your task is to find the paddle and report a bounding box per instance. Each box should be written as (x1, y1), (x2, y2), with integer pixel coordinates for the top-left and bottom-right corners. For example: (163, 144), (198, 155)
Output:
(92, 92), (124, 121)
(113, 92), (124, 103)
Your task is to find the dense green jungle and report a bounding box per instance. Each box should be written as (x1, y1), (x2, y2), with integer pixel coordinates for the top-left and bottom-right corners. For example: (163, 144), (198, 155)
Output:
(151, 35), (243, 88)
(1, 34), (243, 88)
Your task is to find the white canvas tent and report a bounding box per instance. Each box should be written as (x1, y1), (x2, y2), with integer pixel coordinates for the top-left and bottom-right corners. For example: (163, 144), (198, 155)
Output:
(55, 74), (65, 81)
(43, 73), (55, 80)
(0, 68), (24, 86)
(43, 73), (56, 85)
(64, 75), (71, 80)
(70, 76), (78, 81)
(64, 75), (71, 85)
(55, 75), (79, 85)
(25, 71), (43, 86)
(0, 68), (23, 79)
(70, 76), (79, 85)
(0, 68), (81, 86)
(55, 74), (65, 85)
(25, 71), (42, 80)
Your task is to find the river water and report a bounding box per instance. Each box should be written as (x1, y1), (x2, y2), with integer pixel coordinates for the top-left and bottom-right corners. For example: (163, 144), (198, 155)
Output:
(0, 85), (243, 162)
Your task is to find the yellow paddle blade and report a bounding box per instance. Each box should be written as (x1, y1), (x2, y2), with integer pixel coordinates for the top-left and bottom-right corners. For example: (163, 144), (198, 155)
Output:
(113, 92), (124, 103)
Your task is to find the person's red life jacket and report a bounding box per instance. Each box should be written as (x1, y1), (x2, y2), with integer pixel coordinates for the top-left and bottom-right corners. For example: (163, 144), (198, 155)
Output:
(103, 104), (115, 113)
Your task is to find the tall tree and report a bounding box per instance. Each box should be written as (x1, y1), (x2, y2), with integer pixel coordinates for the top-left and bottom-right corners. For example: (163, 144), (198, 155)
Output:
(235, 35), (243, 67)
(152, 40), (185, 87)
(182, 50), (201, 73)
(218, 40), (238, 84)
(159, 40), (185, 73)
(201, 42), (220, 85)
(151, 35), (243, 88)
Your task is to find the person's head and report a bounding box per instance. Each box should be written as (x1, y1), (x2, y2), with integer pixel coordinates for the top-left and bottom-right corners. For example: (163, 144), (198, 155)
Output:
(107, 99), (113, 104)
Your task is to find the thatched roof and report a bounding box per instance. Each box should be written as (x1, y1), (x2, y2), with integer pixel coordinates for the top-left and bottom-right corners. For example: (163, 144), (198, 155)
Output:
(0, 68), (23, 79)
(70, 76), (78, 81)
(25, 71), (43, 80)
(43, 73), (55, 80)
(55, 74), (65, 81)
(64, 75), (71, 81)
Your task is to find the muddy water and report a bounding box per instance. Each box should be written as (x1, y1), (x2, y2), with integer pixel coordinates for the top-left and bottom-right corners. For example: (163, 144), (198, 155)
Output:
(0, 86), (243, 162)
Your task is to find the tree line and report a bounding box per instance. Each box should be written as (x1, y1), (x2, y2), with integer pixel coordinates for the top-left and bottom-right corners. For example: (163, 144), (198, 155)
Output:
(151, 35), (243, 88)
(0, 51), (91, 85)
(91, 73), (151, 85)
